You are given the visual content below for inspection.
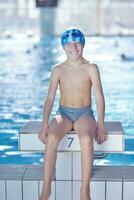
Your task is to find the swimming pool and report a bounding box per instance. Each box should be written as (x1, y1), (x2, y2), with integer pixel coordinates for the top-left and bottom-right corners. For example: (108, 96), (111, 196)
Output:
(0, 35), (134, 165)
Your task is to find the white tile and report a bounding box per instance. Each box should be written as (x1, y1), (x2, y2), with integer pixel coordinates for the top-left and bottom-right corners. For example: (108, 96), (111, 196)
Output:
(73, 181), (81, 200)
(6, 180), (22, 200)
(0, 180), (6, 200)
(20, 134), (45, 151)
(94, 135), (123, 152)
(56, 152), (72, 180)
(90, 181), (105, 200)
(23, 181), (39, 200)
(123, 182), (134, 200)
(73, 152), (81, 180)
(39, 181), (55, 200)
(56, 181), (72, 200)
(73, 181), (105, 200)
(106, 181), (122, 200)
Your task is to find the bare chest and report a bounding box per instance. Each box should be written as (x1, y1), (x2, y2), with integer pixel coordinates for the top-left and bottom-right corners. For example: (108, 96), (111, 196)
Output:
(60, 70), (91, 89)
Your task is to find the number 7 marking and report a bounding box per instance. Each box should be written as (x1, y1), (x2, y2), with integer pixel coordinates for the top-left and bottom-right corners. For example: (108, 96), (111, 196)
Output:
(68, 137), (74, 147)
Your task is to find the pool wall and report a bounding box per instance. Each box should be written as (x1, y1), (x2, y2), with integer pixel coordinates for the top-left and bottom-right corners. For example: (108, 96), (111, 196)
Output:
(0, 165), (134, 200)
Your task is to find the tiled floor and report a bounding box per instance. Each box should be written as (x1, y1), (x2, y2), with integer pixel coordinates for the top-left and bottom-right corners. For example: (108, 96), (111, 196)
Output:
(0, 164), (134, 200)
(1, 121), (132, 199)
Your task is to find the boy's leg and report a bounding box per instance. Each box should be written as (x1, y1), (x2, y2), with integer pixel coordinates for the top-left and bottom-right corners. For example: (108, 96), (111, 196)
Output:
(40, 115), (73, 200)
(74, 116), (96, 200)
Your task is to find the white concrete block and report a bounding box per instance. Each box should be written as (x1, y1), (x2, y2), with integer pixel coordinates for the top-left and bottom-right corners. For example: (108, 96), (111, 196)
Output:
(56, 181), (72, 200)
(106, 181), (122, 200)
(72, 152), (81, 180)
(123, 182), (134, 200)
(56, 152), (72, 180)
(19, 121), (124, 152)
(73, 181), (81, 200)
(90, 181), (105, 200)
(39, 181), (55, 200)
(58, 134), (80, 151)
(19, 133), (124, 152)
(94, 135), (123, 152)
(20, 134), (45, 151)
(0, 180), (6, 200)
(6, 180), (22, 200)
(23, 181), (39, 200)
(73, 181), (105, 200)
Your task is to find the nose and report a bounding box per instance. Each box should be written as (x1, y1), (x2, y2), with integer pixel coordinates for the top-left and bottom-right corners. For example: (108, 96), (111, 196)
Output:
(70, 43), (77, 49)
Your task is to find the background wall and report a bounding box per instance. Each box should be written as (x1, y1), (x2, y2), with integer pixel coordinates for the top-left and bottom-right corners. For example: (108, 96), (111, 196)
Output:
(0, 0), (134, 36)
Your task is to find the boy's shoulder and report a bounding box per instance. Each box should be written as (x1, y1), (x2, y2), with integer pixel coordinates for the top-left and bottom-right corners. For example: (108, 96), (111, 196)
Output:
(87, 61), (98, 69)
(52, 63), (60, 70)
(86, 61), (99, 72)
(85, 62), (100, 79)
(51, 62), (64, 78)
(51, 61), (66, 72)
(83, 58), (98, 68)
(51, 63), (62, 72)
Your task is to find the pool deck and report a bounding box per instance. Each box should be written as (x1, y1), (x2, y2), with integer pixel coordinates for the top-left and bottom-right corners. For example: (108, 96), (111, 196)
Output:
(0, 121), (134, 200)
(0, 164), (134, 200)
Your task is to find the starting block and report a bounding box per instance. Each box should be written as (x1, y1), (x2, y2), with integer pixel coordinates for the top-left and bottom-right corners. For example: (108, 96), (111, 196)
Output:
(18, 121), (124, 152)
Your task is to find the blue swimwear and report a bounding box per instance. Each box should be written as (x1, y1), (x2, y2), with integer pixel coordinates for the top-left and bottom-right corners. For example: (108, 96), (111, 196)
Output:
(61, 28), (85, 48)
(56, 105), (95, 122)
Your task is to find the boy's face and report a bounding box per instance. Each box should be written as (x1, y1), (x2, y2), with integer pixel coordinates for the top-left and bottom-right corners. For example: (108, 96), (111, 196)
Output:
(64, 42), (84, 61)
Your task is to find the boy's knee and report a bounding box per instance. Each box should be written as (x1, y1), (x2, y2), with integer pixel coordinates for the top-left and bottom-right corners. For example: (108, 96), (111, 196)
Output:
(79, 135), (93, 147)
(47, 132), (61, 145)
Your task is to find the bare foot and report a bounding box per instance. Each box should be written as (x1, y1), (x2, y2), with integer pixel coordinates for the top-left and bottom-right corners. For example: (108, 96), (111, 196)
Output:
(80, 186), (91, 200)
(39, 188), (51, 200)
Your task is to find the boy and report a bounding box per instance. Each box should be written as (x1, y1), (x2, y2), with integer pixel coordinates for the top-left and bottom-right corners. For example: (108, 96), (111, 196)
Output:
(38, 28), (108, 200)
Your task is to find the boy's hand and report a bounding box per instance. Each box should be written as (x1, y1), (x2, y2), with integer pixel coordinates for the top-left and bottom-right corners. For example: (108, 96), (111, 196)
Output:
(94, 123), (108, 144)
(38, 123), (49, 144)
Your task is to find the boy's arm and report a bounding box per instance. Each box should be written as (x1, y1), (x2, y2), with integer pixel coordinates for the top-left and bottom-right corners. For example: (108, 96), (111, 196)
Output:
(89, 63), (107, 144)
(42, 66), (60, 126)
(89, 64), (105, 126)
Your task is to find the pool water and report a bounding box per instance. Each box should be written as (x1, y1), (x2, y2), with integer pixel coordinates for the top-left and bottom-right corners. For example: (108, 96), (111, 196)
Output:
(0, 35), (134, 165)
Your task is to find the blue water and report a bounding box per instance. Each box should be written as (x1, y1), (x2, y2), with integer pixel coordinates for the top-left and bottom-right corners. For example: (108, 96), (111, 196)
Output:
(0, 35), (134, 165)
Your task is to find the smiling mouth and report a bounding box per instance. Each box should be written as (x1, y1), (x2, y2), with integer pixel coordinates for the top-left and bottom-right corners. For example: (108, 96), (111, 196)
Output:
(70, 51), (79, 54)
